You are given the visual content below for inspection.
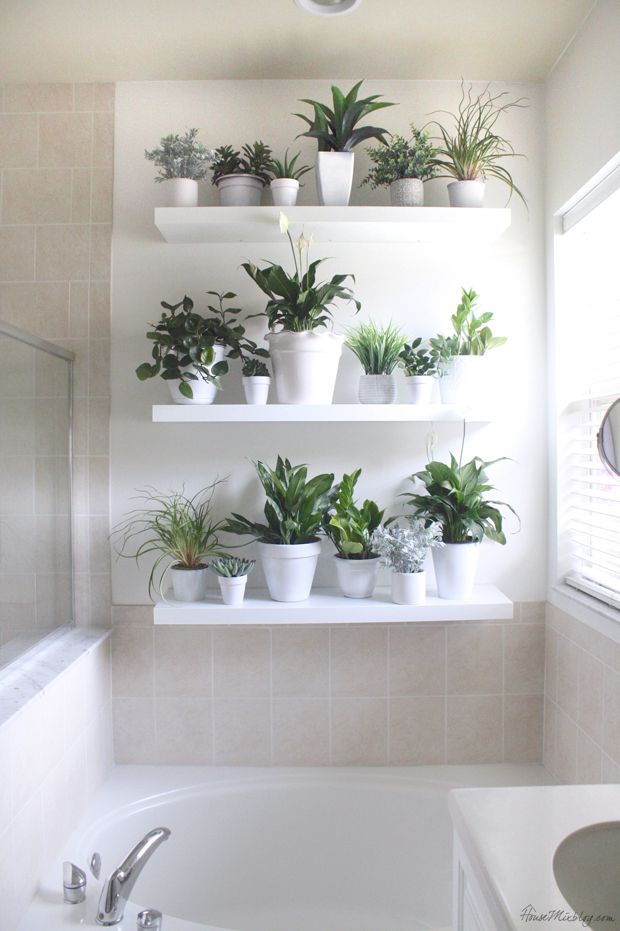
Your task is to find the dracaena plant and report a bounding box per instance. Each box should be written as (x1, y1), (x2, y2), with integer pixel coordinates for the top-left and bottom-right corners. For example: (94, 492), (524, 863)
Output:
(372, 518), (444, 573)
(399, 338), (440, 377)
(430, 288), (506, 369)
(242, 213), (361, 332)
(210, 141), (273, 184)
(144, 128), (214, 181)
(322, 468), (384, 559)
(295, 81), (395, 152)
(345, 320), (406, 374)
(269, 149), (312, 181)
(362, 126), (437, 187)
(224, 456), (335, 545)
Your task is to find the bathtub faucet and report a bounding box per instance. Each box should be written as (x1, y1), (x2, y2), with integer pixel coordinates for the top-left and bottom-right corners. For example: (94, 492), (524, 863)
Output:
(96, 827), (171, 926)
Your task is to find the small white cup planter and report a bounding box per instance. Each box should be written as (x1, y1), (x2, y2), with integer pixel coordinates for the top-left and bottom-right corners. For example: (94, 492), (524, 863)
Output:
(169, 565), (209, 602)
(432, 542), (481, 599)
(334, 555), (380, 599)
(358, 374), (397, 405)
(270, 178), (300, 207)
(390, 178), (424, 207)
(266, 330), (344, 405)
(315, 152), (354, 206)
(391, 570), (426, 605)
(447, 179), (485, 208)
(404, 375), (434, 405)
(242, 375), (270, 405)
(218, 575), (248, 606)
(164, 178), (199, 207)
(258, 539), (321, 602)
(216, 174), (265, 206)
(439, 355), (486, 407)
(167, 345), (227, 405)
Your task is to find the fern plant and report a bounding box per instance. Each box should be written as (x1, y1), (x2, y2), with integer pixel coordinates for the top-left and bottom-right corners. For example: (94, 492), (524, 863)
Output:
(295, 81), (395, 152)
(323, 468), (384, 559)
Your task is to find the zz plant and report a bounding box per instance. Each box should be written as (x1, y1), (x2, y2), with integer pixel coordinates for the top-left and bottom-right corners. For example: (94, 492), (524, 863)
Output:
(323, 469), (384, 559)
(295, 81), (395, 152)
(430, 288), (506, 368)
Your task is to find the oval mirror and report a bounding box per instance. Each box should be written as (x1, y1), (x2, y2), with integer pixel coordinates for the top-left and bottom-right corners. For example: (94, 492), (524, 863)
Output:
(597, 398), (620, 476)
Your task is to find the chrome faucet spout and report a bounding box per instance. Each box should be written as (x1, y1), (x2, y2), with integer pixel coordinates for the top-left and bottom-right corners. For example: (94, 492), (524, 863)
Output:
(96, 827), (171, 926)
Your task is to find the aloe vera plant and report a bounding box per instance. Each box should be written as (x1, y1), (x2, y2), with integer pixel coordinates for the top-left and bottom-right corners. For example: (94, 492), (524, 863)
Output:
(295, 81), (395, 152)
(269, 150), (312, 181)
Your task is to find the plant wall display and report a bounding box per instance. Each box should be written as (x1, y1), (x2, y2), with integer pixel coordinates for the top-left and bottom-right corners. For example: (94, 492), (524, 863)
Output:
(144, 128), (214, 181)
(295, 81), (395, 152)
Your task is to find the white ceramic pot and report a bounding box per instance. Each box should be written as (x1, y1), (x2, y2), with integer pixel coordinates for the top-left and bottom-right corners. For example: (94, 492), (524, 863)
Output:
(164, 178), (198, 208)
(358, 373), (397, 405)
(315, 152), (354, 206)
(270, 178), (300, 207)
(216, 174), (265, 206)
(404, 375), (434, 405)
(167, 345), (226, 405)
(218, 575), (248, 606)
(447, 179), (485, 208)
(169, 565), (208, 602)
(258, 539), (321, 602)
(391, 570), (426, 605)
(439, 355), (486, 407)
(242, 375), (270, 405)
(334, 555), (380, 599)
(389, 178), (424, 207)
(266, 330), (344, 405)
(433, 542), (481, 599)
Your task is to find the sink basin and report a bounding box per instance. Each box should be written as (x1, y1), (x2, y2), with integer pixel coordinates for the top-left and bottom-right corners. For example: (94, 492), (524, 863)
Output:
(553, 821), (620, 928)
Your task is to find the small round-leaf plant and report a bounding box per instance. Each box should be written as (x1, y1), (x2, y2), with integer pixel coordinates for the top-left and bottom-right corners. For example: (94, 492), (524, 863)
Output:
(398, 338), (440, 377)
(345, 320), (406, 375)
(295, 80), (395, 152)
(429, 288), (506, 370)
(144, 128), (214, 182)
(269, 150), (312, 182)
(322, 468), (384, 560)
(241, 357), (270, 377)
(210, 142), (273, 185)
(210, 555), (256, 578)
(362, 126), (437, 188)
(371, 518), (443, 574)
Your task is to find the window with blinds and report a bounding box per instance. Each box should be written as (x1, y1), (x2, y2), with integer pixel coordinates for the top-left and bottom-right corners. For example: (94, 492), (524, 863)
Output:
(557, 181), (620, 610)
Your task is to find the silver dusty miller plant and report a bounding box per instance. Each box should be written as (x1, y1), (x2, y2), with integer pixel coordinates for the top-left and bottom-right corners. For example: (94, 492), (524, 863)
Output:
(145, 128), (215, 182)
(372, 518), (443, 573)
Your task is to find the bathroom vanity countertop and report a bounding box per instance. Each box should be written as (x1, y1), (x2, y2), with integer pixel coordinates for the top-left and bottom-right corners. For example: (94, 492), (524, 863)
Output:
(450, 783), (620, 930)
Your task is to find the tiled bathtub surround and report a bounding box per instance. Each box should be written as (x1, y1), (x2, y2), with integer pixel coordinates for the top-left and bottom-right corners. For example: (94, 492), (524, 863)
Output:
(112, 603), (545, 766)
(543, 603), (620, 784)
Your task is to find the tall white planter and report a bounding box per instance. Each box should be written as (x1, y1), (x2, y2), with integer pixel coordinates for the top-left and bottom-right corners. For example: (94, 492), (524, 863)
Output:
(433, 542), (481, 599)
(169, 565), (208, 602)
(334, 555), (380, 599)
(266, 330), (344, 404)
(218, 575), (248, 606)
(167, 345), (226, 405)
(270, 178), (300, 207)
(242, 375), (270, 405)
(216, 174), (264, 206)
(448, 179), (485, 208)
(164, 178), (198, 207)
(389, 178), (424, 207)
(404, 375), (434, 405)
(258, 540), (321, 602)
(391, 570), (426, 605)
(358, 374), (397, 404)
(439, 355), (486, 407)
(315, 152), (354, 206)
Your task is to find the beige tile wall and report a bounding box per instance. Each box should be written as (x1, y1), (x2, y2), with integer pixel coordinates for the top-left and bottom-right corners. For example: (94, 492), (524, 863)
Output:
(112, 602), (545, 766)
(543, 603), (620, 783)
(0, 82), (114, 629)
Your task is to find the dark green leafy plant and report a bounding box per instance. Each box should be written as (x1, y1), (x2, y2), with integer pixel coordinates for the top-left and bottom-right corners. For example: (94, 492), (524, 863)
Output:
(211, 555), (256, 577)
(399, 338), (440, 377)
(345, 320), (406, 374)
(224, 456), (335, 545)
(430, 288), (507, 368)
(269, 150), (312, 181)
(362, 126), (437, 188)
(210, 141), (273, 184)
(323, 469), (384, 559)
(295, 81), (395, 152)
(241, 357), (270, 377)
(144, 128), (214, 181)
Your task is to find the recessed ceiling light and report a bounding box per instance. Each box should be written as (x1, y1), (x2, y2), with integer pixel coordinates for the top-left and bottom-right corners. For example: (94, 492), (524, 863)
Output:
(294, 0), (364, 16)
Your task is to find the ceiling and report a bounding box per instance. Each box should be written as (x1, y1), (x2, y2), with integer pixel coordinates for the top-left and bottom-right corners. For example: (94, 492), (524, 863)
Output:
(0, 0), (596, 84)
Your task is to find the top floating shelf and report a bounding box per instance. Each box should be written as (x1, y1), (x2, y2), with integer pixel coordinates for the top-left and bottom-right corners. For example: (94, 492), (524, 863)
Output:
(154, 206), (511, 245)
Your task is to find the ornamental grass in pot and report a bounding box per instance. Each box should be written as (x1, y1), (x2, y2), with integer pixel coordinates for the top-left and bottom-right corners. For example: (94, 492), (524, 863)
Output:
(210, 142), (273, 206)
(144, 128), (214, 206)
(398, 338), (440, 404)
(211, 555), (256, 606)
(345, 319), (406, 404)
(371, 518), (443, 605)
(362, 125), (437, 206)
(269, 150), (312, 207)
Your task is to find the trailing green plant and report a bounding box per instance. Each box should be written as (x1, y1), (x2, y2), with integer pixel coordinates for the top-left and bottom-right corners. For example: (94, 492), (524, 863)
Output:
(112, 482), (227, 598)
(224, 456), (335, 545)
(345, 319), (406, 374)
(210, 142), (273, 184)
(210, 555), (256, 578)
(144, 128), (214, 182)
(269, 149), (312, 181)
(322, 469), (384, 559)
(428, 82), (527, 205)
(372, 518), (443, 573)
(295, 81), (395, 152)
(429, 288), (507, 369)
(241, 356), (270, 377)
(362, 126), (437, 188)
(399, 338), (440, 377)
(242, 212), (361, 332)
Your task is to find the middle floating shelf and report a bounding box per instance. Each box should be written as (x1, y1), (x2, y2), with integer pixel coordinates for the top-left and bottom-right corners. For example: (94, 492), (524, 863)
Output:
(152, 404), (490, 424)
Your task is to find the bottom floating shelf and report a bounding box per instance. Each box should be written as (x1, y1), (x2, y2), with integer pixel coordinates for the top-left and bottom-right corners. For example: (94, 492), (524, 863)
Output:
(154, 584), (512, 625)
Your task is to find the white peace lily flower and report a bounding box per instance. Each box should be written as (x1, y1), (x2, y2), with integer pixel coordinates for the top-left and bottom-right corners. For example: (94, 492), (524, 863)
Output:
(279, 212), (289, 235)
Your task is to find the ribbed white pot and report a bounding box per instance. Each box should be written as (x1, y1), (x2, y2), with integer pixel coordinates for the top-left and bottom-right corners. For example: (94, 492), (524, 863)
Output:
(358, 374), (397, 405)
(334, 555), (380, 599)
(315, 152), (354, 206)
(218, 575), (248, 606)
(216, 174), (265, 206)
(389, 178), (424, 207)
(164, 178), (198, 207)
(433, 542), (481, 599)
(169, 565), (208, 602)
(439, 355), (486, 407)
(447, 179), (485, 208)
(242, 376), (270, 405)
(404, 375), (434, 405)
(258, 540), (321, 602)
(167, 345), (226, 405)
(391, 570), (426, 605)
(266, 330), (344, 404)
(270, 178), (300, 207)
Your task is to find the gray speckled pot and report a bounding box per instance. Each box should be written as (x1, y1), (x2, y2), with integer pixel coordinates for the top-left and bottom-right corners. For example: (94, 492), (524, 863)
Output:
(389, 178), (424, 207)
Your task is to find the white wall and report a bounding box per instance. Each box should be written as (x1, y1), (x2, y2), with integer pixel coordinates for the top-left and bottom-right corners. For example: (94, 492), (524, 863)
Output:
(111, 79), (546, 604)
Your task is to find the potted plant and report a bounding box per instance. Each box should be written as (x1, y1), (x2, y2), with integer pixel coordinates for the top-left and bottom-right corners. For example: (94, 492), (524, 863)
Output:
(211, 555), (256, 606)
(295, 81), (395, 206)
(136, 291), (253, 404)
(430, 288), (506, 406)
(144, 128), (214, 207)
(240, 355), (271, 405)
(398, 338), (440, 404)
(429, 82), (527, 208)
(113, 482), (226, 603)
(402, 453), (517, 599)
(361, 125), (436, 206)
(269, 150), (312, 207)
(210, 142), (273, 206)
(345, 319), (405, 404)
(242, 212), (361, 404)
(371, 518), (443, 605)
(323, 469), (384, 599)
(224, 456), (334, 603)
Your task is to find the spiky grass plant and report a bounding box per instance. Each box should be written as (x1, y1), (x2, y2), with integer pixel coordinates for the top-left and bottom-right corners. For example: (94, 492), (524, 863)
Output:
(210, 556), (256, 578)
(345, 320), (406, 375)
(295, 81), (395, 152)
(269, 150), (312, 181)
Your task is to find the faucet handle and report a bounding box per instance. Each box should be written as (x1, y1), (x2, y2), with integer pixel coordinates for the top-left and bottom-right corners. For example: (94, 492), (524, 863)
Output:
(89, 852), (102, 880)
(63, 861), (87, 904)
(137, 909), (162, 930)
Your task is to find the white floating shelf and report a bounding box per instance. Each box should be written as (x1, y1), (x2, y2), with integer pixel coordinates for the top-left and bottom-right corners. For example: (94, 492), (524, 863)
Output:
(154, 206), (511, 245)
(154, 585), (512, 626)
(152, 403), (489, 423)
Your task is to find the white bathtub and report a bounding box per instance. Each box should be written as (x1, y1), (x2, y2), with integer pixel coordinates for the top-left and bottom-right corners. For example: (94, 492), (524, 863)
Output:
(19, 764), (550, 931)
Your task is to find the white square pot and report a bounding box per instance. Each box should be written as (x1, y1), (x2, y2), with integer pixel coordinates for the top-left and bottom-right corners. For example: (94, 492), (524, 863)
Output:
(315, 152), (354, 206)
